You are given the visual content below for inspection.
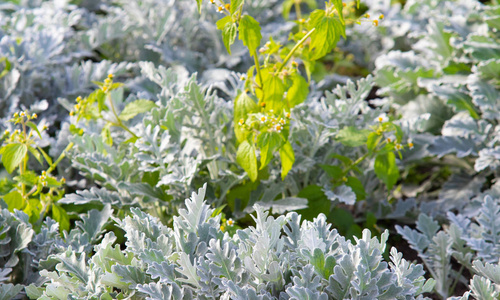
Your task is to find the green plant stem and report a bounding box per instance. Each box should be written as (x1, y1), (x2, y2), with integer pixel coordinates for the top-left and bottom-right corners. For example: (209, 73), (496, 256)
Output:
(47, 142), (74, 174)
(294, 0), (303, 30)
(107, 93), (139, 139)
(118, 122), (139, 139)
(20, 118), (27, 198)
(252, 50), (264, 101)
(24, 185), (38, 198)
(342, 152), (370, 176)
(35, 194), (52, 228)
(278, 28), (315, 73)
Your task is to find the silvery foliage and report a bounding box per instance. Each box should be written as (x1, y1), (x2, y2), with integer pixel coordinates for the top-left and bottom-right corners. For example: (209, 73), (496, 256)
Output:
(0, 0), (284, 164)
(286, 75), (399, 212)
(369, 0), (500, 216)
(0, 1), (136, 122)
(64, 60), (398, 219)
(397, 194), (500, 299)
(61, 62), (310, 217)
(33, 184), (434, 299)
(0, 200), (113, 299)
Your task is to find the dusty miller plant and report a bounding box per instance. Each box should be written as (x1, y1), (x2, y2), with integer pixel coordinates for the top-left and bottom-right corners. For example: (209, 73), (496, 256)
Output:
(29, 183), (434, 299)
(397, 194), (500, 299)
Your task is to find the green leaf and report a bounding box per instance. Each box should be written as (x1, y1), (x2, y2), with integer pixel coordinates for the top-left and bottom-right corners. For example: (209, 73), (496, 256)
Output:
(324, 255), (335, 278)
(366, 132), (382, 152)
(304, 0), (317, 9)
(286, 74), (309, 108)
(237, 140), (258, 182)
(52, 204), (70, 233)
(0, 57), (12, 79)
(222, 22), (238, 55)
(37, 146), (53, 166)
(216, 15), (232, 30)
(257, 132), (283, 169)
(296, 185), (329, 221)
(2, 190), (24, 211)
(346, 176), (366, 201)
(331, 0), (344, 25)
(336, 126), (370, 147)
(257, 69), (286, 112)
(320, 164), (343, 179)
(238, 15), (262, 56)
(25, 199), (42, 224)
(1, 143), (27, 173)
(329, 207), (359, 238)
(282, 0), (293, 19)
(196, 0), (202, 13)
(119, 99), (157, 121)
(230, 0), (244, 15)
(374, 152), (399, 191)
(234, 91), (259, 120)
(26, 121), (41, 139)
(331, 154), (352, 166)
(311, 248), (325, 274)
(14, 170), (37, 186)
(27, 146), (42, 165)
(234, 91), (258, 142)
(87, 89), (106, 112)
(279, 140), (295, 180)
(307, 9), (345, 60)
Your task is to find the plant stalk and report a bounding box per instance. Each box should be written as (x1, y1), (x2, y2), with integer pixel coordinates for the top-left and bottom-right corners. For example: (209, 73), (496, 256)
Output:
(278, 28), (315, 73)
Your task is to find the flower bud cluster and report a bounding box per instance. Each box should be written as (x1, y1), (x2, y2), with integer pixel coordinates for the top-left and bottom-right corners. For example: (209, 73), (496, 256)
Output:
(374, 113), (414, 151)
(238, 110), (292, 135)
(102, 73), (114, 93)
(70, 96), (84, 117)
(39, 171), (48, 187)
(11, 110), (37, 124)
(220, 217), (235, 232)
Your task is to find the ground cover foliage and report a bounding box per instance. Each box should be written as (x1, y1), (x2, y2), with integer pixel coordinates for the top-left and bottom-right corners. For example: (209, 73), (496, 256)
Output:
(0, 0), (499, 299)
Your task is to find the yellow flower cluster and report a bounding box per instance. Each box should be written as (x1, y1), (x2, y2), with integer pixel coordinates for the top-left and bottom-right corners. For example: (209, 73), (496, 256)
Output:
(102, 73), (114, 93)
(11, 110), (37, 123)
(220, 218), (235, 232)
(259, 112), (288, 133)
(70, 96), (84, 117)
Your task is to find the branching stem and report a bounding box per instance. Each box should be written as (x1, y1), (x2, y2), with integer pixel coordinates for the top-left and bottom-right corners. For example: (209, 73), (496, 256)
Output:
(278, 28), (315, 73)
